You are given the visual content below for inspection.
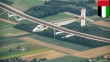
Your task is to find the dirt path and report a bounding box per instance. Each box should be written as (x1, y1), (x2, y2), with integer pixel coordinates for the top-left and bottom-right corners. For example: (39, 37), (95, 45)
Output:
(21, 37), (80, 55)
(94, 21), (110, 28)
(0, 18), (17, 25)
(74, 45), (110, 58)
(22, 50), (65, 61)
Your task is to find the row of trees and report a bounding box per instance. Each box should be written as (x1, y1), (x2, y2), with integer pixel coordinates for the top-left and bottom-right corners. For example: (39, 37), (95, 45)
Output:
(0, 57), (46, 62)
(63, 22), (110, 39)
(24, 0), (97, 18)
(0, 57), (27, 62)
(14, 22), (110, 48)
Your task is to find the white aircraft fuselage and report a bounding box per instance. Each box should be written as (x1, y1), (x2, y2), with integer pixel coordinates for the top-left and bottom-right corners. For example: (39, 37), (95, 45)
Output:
(32, 25), (49, 32)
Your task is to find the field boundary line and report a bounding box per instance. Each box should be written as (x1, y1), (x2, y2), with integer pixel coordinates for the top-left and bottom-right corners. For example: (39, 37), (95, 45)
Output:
(0, 18), (17, 25)
(0, 28), (13, 31)
(21, 37), (80, 55)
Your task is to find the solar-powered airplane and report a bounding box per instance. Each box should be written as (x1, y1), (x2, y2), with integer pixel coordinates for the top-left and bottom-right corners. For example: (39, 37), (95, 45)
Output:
(32, 8), (93, 32)
(7, 7), (93, 38)
(1, 2), (110, 43)
(8, 8), (93, 32)
(6, 7), (93, 39)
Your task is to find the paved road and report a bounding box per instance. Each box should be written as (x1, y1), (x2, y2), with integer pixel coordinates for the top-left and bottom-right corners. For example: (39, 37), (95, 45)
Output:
(0, 2), (110, 43)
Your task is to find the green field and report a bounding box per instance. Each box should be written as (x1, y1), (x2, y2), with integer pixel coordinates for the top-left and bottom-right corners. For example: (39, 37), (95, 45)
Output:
(0, 38), (24, 47)
(96, 58), (110, 62)
(0, 20), (49, 59)
(0, 24), (10, 30)
(0, 21), (15, 27)
(0, 41), (49, 59)
(0, 20), (22, 35)
(41, 13), (73, 22)
(0, 0), (14, 6)
(30, 35), (92, 51)
(46, 55), (87, 62)
(97, 60), (110, 62)
(0, 0), (44, 6)
(19, 0), (45, 7)
(60, 0), (88, 2)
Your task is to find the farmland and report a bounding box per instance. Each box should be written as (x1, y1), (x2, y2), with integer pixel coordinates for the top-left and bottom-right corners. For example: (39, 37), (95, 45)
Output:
(94, 21), (110, 28)
(46, 55), (87, 62)
(30, 35), (92, 51)
(22, 50), (65, 61)
(0, 42), (49, 59)
(74, 45), (110, 58)
(19, 0), (46, 7)
(0, 0), (14, 6)
(0, 0), (110, 62)
(0, 20), (49, 60)
(41, 13), (73, 22)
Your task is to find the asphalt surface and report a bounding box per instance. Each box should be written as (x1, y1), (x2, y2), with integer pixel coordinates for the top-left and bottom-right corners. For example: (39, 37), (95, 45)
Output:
(0, 2), (110, 43)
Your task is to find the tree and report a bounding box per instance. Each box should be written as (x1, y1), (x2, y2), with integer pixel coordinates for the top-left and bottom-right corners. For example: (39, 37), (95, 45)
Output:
(31, 58), (37, 62)
(9, 49), (12, 52)
(17, 46), (20, 50)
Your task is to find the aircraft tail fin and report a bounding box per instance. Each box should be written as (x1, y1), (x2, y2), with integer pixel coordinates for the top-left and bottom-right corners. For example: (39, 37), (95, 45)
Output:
(81, 8), (86, 26)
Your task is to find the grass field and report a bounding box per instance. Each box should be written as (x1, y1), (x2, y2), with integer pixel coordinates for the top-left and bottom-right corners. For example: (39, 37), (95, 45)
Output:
(60, 0), (88, 2)
(30, 35), (92, 51)
(46, 55), (87, 62)
(19, 0), (45, 7)
(0, 0), (14, 6)
(97, 60), (110, 62)
(0, 20), (23, 35)
(0, 19), (50, 60)
(0, 38), (24, 47)
(0, 41), (49, 59)
(41, 13), (73, 22)
(0, 21), (14, 27)
(0, 24), (10, 30)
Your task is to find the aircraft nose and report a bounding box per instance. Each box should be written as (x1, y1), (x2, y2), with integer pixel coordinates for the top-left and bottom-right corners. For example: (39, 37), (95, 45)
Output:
(32, 28), (36, 32)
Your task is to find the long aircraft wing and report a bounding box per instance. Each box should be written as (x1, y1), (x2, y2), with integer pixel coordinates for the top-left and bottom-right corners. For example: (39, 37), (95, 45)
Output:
(0, 2), (110, 43)
(64, 12), (94, 22)
(50, 18), (77, 26)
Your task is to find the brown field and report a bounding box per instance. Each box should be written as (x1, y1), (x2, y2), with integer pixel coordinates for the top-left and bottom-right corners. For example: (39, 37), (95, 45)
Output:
(2, 32), (28, 37)
(0, 28), (13, 31)
(10, 0), (30, 12)
(12, 3), (30, 12)
(94, 21), (110, 28)
(0, 18), (17, 25)
(21, 37), (80, 54)
(22, 50), (65, 61)
(74, 45), (110, 58)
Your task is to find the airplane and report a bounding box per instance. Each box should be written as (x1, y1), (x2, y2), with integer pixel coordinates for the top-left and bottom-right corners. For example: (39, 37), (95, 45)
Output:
(7, 8), (93, 34)
(32, 8), (91, 32)
(32, 18), (77, 32)
(33, 25), (49, 32)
